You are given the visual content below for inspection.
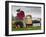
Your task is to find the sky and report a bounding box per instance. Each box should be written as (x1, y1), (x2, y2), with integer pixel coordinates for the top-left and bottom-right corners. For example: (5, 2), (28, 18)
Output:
(11, 5), (41, 18)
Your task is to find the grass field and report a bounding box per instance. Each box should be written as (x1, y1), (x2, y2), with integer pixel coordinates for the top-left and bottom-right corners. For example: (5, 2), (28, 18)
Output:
(12, 20), (41, 31)
(12, 24), (41, 31)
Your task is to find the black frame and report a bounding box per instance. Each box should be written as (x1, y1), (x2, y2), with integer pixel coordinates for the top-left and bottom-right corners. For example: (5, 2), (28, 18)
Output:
(5, 1), (45, 36)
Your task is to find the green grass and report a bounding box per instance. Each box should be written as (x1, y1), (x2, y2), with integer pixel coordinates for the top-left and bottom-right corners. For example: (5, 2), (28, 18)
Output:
(12, 21), (41, 31)
(12, 26), (41, 31)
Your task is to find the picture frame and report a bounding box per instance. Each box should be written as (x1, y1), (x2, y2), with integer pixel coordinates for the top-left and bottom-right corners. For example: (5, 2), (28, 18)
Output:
(5, 1), (45, 36)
